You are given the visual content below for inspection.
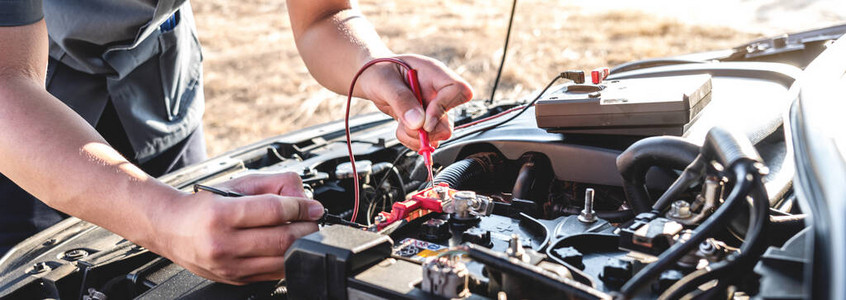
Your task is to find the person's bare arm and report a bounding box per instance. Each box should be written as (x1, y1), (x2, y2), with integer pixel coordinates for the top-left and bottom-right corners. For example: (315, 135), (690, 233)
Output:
(288, 0), (474, 149)
(0, 20), (172, 251)
(0, 20), (323, 284)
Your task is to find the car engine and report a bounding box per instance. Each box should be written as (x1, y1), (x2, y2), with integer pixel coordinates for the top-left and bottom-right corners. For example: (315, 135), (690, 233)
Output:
(2, 26), (844, 299)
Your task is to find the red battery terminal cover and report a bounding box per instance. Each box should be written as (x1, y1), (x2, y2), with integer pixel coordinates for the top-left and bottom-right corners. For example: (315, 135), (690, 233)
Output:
(591, 67), (610, 84)
(375, 182), (455, 230)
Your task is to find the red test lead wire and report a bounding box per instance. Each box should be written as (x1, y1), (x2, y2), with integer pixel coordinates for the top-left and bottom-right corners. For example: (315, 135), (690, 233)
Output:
(345, 58), (435, 222)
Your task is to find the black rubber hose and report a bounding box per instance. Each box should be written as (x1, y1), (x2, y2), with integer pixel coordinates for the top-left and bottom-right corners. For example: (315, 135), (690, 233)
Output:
(701, 126), (763, 169)
(617, 136), (701, 213)
(659, 166), (769, 299)
(433, 153), (499, 189)
(708, 126), (769, 238)
(621, 162), (758, 297)
(596, 209), (636, 223)
(512, 161), (536, 200)
(433, 158), (484, 189)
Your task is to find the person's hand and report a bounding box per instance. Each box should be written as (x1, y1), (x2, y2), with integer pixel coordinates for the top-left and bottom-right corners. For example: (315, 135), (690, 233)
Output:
(358, 54), (473, 150)
(149, 172), (324, 285)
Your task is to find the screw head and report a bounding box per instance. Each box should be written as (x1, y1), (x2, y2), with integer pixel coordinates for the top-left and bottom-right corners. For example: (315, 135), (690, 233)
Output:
(699, 241), (715, 254)
(62, 249), (89, 261)
(669, 200), (692, 219)
(27, 262), (50, 274)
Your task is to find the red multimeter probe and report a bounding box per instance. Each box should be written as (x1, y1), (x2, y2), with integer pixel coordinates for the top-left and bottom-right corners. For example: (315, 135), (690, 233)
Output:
(404, 68), (436, 182)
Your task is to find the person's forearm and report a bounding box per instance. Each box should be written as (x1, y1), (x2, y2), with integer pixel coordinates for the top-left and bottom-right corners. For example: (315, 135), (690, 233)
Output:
(0, 18), (325, 285)
(287, 0), (392, 97)
(287, 1), (474, 149)
(0, 75), (183, 250)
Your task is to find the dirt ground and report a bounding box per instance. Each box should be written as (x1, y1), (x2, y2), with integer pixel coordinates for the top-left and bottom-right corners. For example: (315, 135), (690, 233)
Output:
(193, 0), (760, 156)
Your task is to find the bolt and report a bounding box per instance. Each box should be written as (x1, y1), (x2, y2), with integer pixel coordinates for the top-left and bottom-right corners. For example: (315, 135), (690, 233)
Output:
(578, 188), (597, 223)
(506, 234), (526, 261)
(271, 286), (288, 296)
(699, 241), (715, 255)
(28, 262), (50, 274)
(434, 186), (448, 201)
(669, 200), (692, 219)
(63, 249), (88, 261)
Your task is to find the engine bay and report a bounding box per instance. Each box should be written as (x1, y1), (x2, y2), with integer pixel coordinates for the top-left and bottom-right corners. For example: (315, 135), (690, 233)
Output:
(2, 26), (842, 299)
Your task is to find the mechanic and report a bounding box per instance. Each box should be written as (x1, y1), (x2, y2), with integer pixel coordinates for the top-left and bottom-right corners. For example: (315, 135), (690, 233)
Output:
(0, 0), (472, 284)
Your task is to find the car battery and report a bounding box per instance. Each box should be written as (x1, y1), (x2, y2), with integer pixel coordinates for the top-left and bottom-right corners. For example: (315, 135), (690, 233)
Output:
(535, 74), (712, 136)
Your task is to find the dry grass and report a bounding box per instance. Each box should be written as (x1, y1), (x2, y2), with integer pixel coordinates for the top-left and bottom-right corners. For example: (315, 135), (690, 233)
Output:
(194, 0), (758, 156)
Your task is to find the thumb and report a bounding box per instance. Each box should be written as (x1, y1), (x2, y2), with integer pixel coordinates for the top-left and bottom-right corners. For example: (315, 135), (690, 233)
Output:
(220, 172), (306, 198)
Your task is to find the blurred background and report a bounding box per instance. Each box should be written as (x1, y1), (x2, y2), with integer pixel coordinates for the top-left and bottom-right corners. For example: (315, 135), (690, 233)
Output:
(193, 0), (845, 156)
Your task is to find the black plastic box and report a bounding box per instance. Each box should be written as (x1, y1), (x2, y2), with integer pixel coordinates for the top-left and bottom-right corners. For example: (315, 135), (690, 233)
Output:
(284, 226), (393, 300)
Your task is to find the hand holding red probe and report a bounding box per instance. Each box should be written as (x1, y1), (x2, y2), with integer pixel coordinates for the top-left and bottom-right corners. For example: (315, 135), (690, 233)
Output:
(345, 55), (473, 221)
(354, 55), (474, 151)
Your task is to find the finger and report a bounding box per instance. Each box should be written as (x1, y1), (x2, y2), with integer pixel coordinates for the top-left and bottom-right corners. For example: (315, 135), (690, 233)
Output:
(237, 257), (286, 277)
(396, 126), (420, 150)
(275, 174), (308, 198)
(423, 82), (472, 132)
(224, 257), (287, 283)
(220, 172), (306, 198)
(374, 102), (393, 117)
(227, 195), (324, 227)
(429, 114), (453, 143)
(376, 76), (426, 130)
(232, 222), (319, 257)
